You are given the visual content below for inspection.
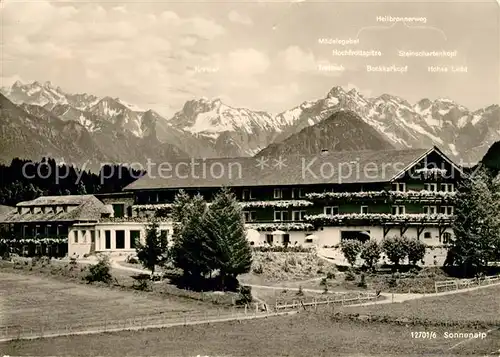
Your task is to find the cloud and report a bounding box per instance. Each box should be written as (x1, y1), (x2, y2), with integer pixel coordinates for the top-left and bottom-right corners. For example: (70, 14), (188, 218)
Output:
(228, 10), (253, 25)
(1, 1), (227, 116)
(226, 49), (270, 76)
(280, 46), (317, 72)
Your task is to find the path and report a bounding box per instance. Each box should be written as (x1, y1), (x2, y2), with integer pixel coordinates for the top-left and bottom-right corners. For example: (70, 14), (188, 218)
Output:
(77, 257), (500, 305)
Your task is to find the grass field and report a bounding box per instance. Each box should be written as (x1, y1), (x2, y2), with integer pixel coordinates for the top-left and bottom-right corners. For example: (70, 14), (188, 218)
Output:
(0, 271), (220, 333)
(2, 313), (499, 356)
(344, 284), (500, 325)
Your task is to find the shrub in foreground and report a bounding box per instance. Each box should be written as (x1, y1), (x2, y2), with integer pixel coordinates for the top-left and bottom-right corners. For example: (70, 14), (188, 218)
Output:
(85, 255), (112, 284)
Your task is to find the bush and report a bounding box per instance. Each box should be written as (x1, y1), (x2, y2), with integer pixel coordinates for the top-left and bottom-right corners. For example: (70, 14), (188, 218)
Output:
(406, 239), (427, 266)
(387, 276), (398, 288)
(360, 240), (381, 271)
(252, 246), (313, 253)
(133, 277), (151, 291)
(297, 285), (304, 296)
(31, 256), (40, 266)
(382, 236), (408, 270)
(344, 270), (356, 281)
(326, 270), (336, 279)
(85, 255), (112, 284)
(236, 285), (253, 305)
(2, 251), (10, 261)
(252, 264), (263, 274)
(126, 255), (139, 264)
(320, 277), (328, 286)
(340, 240), (362, 267)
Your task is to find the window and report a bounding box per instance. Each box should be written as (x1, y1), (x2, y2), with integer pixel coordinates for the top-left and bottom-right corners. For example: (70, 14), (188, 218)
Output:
(424, 183), (438, 192)
(305, 238), (314, 243)
(392, 182), (406, 192)
(283, 234), (290, 245)
(82, 230), (87, 244)
(324, 206), (339, 216)
(90, 230), (95, 244)
(424, 232), (432, 239)
(392, 205), (405, 215)
(243, 211), (257, 222)
(242, 189), (250, 200)
(292, 210), (306, 221)
(266, 234), (273, 245)
(441, 183), (455, 192)
(52, 206), (57, 214)
(443, 232), (452, 244)
(74, 231), (79, 244)
(63, 206), (68, 213)
(130, 230), (140, 249)
(105, 230), (111, 249)
(30, 207), (34, 214)
(292, 188), (305, 198)
(274, 210), (288, 221)
(112, 204), (125, 218)
(116, 230), (125, 249)
(41, 207), (46, 214)
(423, 206), (437, 214)
(273, 188), (283, 199)
(360, 206), (369, 214)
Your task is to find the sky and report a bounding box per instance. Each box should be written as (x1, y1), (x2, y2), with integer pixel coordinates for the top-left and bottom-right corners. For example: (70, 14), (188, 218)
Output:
(1, 0), (499, 117)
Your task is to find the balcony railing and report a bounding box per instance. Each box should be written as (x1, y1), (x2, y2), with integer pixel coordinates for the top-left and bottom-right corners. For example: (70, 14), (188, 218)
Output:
(100, 217), (172, 223)
(304, 213), (454, 225)
(245, 222), (314, 231)
(306, 190), (457, 202)
(0, 237), (68, 244)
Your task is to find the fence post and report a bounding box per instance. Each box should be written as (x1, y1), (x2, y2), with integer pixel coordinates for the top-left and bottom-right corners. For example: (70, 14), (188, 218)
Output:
(391, 293), (394, 303)
(455, 280), (459, 291)
(434, 282), (438, 294)
(244, 304), (248, 315)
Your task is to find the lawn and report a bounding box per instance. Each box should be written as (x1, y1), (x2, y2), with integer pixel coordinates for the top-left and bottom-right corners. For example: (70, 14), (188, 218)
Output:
(2, 312), (499, 356)
(343, 284), (500, 325)
(0, 269), (225, 335)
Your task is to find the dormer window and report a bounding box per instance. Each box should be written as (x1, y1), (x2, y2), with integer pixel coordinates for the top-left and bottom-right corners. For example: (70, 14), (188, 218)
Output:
(41, 207), (46, 214)
(63, 206), (67, 213)
(17, 207), (22, 214)
(30, 207), (34, 214)
(52, 206), (57, 214)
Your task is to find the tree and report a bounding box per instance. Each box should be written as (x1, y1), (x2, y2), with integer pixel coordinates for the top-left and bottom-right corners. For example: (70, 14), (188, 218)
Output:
(381, 236), (408, 271)
(448, 166), (500, 276)
(340, 239), (362, 267)
(135, 220), (169, 276)
(360, 240), (381, 271)
(170, 192), (212, 283)
(406, 238), (426, 266)
(204, 187), (252, 290)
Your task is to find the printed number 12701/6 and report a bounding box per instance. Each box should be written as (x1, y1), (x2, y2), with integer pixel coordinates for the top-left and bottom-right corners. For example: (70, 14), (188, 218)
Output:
(411, 332), (437, 339)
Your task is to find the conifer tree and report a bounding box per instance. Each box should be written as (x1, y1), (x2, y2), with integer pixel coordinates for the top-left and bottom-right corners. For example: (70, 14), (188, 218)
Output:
(170, 192), (211, 283)
(204, 187), (252, 290)
(448, 166), (500, 276)
(136, 220), (169, 276)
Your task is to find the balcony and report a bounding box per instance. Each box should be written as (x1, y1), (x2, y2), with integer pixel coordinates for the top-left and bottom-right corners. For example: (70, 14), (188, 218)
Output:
(304, 213), (454, 226)
(306, 190), (457, 203)
(245, 222), (314, 232)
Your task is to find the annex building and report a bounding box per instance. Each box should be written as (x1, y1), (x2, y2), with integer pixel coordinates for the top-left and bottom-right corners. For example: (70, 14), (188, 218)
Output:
(0, 146), (463, 265)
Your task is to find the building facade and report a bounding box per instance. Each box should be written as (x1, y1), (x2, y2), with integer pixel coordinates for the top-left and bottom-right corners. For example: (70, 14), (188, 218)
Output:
(0, 146), (464, 265)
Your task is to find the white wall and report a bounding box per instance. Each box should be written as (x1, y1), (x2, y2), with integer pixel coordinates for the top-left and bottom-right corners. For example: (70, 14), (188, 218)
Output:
(68, 222), (173, 257)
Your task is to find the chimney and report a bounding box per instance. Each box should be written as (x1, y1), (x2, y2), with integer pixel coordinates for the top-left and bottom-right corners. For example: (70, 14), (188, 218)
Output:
(321, 149), (329, 156)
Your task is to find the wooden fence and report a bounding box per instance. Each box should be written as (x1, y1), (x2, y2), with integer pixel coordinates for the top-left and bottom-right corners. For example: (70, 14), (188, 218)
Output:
(275, 291), (378, 311)
(0, 305), (283, 342)
(434, 274), (500, 293)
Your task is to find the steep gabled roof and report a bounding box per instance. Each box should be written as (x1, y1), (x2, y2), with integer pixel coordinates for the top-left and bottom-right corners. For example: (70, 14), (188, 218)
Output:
(1, 195), (106, 223)
(124, 148), (432, 190)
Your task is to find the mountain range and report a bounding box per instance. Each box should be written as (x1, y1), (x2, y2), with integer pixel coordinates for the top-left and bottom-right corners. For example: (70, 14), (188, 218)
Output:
(1, 80), (498, 168)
